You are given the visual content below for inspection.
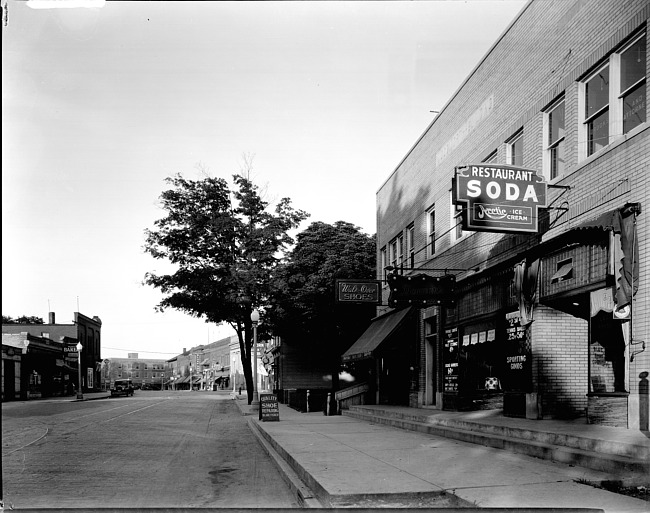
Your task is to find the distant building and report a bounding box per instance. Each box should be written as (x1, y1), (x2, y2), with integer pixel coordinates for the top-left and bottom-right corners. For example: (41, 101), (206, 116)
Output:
(2, 312), (103, 394)
(169, 336), (235, 391)
(102, 353), (168, 390)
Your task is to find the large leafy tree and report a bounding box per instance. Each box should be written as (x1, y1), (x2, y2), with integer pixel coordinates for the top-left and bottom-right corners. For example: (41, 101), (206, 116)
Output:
(143, 172), (308, 403)
(268, 221), (376, 395)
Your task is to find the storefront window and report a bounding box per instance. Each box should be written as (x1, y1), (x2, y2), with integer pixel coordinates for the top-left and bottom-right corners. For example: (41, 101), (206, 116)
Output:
(459, 324), (509, 394)
(589, 288), (627, 393)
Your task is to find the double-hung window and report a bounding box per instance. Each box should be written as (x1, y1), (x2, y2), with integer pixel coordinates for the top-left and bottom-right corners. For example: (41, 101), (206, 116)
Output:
(426, 206), (436, 257)
(389, 234), (403, 271)
(581, 31), (646, 159)
(483, 150), (498, 164)
(406, 225), (415, 269)
(449, 191), (464, 243)
(506, 130), (524, 166)
(380, 247), (387, 283)
(620, 33), (646, 133)
(544, 98), (565, 180)
(585, 66), (610, 156)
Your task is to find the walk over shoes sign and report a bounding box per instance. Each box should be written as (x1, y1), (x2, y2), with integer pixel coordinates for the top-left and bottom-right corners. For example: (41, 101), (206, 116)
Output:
(335, 280), (381, 304)
(453, 164), (547, 234)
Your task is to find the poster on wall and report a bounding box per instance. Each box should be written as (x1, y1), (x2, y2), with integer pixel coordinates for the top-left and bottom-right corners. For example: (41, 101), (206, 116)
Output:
(444, 327), (459, 392)
(503, 311), (532, 391)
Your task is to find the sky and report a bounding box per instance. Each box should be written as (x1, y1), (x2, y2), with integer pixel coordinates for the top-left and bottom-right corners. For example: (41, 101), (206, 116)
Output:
(2, 0), (528, 360)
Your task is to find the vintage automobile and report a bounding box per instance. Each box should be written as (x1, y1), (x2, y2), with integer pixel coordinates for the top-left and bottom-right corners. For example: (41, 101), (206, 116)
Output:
(110, 379), (134, 397)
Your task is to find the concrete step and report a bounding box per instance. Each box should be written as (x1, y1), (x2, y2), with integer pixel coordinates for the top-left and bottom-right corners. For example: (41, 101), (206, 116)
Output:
(344, 406), (650, 484)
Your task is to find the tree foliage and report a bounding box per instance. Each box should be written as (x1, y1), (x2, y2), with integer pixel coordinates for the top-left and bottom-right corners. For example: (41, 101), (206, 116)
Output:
(143, 172), (308, 402)
(268, 221), (376, 388)
(2, 315), (44, 324)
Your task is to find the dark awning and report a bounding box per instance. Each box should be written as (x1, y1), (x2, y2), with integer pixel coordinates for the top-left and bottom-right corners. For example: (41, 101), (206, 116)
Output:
(342, 307), (413, 363)
(573, 209), (619, 231)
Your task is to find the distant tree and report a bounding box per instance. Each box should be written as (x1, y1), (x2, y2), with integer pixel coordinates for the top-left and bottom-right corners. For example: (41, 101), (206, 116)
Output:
(268, 221), (376, 396)
(2, 315), (44, 324)
(143, 169), (308, 404)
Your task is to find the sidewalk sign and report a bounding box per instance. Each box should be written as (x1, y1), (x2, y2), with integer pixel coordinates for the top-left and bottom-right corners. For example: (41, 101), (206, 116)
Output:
(259, 393), (280, 422)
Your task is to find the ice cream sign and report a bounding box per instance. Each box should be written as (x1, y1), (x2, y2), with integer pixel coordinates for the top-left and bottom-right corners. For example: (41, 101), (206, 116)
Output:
(453, 164), (547, 233)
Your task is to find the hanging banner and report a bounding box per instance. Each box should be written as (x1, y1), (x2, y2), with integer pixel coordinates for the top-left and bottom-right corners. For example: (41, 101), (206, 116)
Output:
(453, 164), (547, 233)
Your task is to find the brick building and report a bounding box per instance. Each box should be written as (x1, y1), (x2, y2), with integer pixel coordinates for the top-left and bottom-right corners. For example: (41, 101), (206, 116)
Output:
(369, 0), (648, 429)
(168, 336), (234, 391)
(2, 312), (103, 394)
(102, 353), (169, 390)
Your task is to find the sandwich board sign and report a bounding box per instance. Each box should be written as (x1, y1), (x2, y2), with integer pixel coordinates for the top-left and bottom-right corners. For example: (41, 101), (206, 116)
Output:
(259, 393), (280, 422)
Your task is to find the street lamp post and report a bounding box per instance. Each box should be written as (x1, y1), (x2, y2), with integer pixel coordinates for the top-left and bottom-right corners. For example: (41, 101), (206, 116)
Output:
(76, 342), (83, 400)
(250, 309), (260, 412)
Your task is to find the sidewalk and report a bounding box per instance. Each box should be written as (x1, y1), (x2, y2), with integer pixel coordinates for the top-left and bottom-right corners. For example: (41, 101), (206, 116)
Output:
(235, 395), (650, 511)
(12, 391), (112, 403)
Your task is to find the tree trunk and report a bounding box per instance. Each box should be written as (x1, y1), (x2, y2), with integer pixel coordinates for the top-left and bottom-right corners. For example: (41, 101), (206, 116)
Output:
(237, 327), (255, 404)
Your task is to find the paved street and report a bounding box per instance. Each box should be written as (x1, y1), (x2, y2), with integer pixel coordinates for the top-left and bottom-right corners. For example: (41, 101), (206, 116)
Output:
(2, 391), (299, 509)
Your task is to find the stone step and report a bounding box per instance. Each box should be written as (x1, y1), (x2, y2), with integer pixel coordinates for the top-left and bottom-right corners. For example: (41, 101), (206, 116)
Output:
(347, 405), (650, 460)
(344, 407), (650, 484)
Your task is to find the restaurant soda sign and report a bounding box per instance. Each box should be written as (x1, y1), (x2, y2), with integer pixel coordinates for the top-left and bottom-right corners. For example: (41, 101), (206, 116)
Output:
(453, 164), (547, 233)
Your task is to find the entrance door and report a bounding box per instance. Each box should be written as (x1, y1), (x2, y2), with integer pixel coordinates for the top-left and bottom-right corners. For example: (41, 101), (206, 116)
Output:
(4, 360), (16, 401)
(425, 335), (437, 405)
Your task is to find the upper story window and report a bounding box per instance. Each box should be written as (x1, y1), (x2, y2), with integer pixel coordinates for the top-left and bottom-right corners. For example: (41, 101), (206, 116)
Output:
(380, 246), (387, 283)
(406, 225), (415, 269)
(389, 234), (403, 270)
(426, 206), (436, 257)
(506, 130), (524, 166)
(483, 150), (498, 163)
(449, 191), (465, 243)
(544, 97), (565, 180)
(580, 31), (646, 159)
(585, 66), (610, 155)
(621, 33), (646, 133)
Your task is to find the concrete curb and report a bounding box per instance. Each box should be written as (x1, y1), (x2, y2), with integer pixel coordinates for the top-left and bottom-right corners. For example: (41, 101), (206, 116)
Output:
(247, 418), (323, 508)
(234, 394), (323, 508)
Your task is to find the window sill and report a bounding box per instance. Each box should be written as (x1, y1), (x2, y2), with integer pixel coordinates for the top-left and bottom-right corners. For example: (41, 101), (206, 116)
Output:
(587, 392), (629, 398)
(575, 123), (648, 173)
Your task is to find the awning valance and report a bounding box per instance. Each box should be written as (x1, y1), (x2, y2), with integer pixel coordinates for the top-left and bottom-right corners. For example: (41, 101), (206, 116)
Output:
(574, 209), (620, 231)
(342, 307), (414, 363)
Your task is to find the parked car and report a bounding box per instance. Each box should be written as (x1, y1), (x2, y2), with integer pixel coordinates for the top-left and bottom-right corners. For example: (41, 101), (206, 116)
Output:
(110, 379), (134, 397)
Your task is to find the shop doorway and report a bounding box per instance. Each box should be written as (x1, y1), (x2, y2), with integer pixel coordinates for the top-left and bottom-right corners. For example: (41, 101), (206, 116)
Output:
(425, 336), (437, 405)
